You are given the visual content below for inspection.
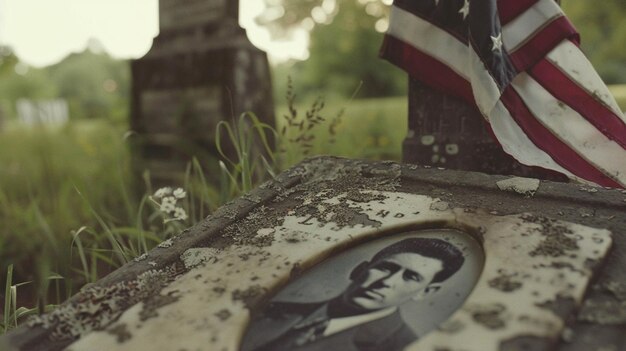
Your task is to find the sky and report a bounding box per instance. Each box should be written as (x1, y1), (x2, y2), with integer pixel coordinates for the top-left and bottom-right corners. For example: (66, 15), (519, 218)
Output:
(0, 0), (309, 67)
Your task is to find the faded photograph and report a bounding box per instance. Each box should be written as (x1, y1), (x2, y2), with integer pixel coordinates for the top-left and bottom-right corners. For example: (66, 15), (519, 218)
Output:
(241, 229), (483, 351)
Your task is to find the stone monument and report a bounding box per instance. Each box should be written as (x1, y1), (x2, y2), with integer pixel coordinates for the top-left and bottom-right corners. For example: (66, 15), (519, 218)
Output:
(3, 157), (625, 350)
(130, 0), (274, 184)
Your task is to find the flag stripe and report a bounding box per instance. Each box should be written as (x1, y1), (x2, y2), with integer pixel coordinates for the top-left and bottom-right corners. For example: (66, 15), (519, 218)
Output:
(511, 74), (626, 187)
(508, 16), (578, 71)
(393, 1), (468, 42)
(502, 0), (563, 52)
(530, 59), (626, 149)
(387, 6), (469, 79)
(501, 86), (623, 188)
(469, 46), (505, 115)
(546, 41), (624, 117)
(497, 0), (540, 25)
(490, 100), (579, 180)
(380, 36), (474, 104)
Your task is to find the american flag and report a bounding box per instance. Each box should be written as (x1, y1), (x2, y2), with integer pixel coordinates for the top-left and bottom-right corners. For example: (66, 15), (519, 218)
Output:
(380, 0), (626, 188)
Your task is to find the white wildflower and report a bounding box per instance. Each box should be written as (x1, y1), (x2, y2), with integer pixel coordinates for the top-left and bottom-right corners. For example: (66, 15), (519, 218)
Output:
(160, 203), (176, 214)
(162, 196), (176, 206)
(174, 207), (188, 221)
(173, 188), (186, 199)
(154, 187), (172, 199)
(160, 196), (177, 213)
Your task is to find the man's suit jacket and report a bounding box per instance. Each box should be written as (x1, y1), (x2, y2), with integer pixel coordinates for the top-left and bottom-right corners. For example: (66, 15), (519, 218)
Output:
(240, 300), (417, 351)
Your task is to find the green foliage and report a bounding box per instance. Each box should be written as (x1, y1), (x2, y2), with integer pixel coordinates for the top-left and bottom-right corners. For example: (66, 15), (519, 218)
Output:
(47, 49), (129, 121)
(266, 0), (405, 99)
(216, 112), (277, 195)
(609, 85), (626, 111)
(558, 0), (625, 83)
(297, 1), (405, 98)
(0, 45), (129, 122)
(0, 47), (58, 118)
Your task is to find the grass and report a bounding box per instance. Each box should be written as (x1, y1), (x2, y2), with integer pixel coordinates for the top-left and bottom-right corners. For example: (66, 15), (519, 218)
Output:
(0, 95), (406, 332)
(0, 119), (223, 324)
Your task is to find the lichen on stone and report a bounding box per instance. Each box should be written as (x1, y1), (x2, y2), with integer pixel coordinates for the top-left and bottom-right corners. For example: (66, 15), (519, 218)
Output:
(27, 265), (181, 341)
(488, 274), (523, 292)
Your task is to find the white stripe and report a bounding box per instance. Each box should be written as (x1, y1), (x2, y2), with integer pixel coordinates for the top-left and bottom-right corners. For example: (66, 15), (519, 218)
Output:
(546, 41), (626, 119)
(512, 73), (626, 186)
(489, 100), (582, 182)
(387, 6), (469, 80)
(502, 0), (563, 52)
(387, 6), (502, 116)
(469, 48), (502, 116)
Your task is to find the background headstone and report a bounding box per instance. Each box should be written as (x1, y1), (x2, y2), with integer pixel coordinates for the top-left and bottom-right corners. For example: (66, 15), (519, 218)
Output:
(403, 79), (567, 181)
(131, 0), (274, 185)
(16, 99), (69, 127)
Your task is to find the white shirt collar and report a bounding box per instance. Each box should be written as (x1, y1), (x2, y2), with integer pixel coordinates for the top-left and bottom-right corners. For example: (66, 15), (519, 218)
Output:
(323, 307), (397, 337)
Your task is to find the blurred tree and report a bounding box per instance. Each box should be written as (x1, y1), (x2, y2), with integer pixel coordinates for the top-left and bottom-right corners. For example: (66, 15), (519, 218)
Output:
(0, 46), (58, 119)
(562, 0), (626, 83)
(47, 42), (129, 120)
(0, 41), (130, 121)
(296, 0), (404, 97)
(0, 46), (19, 77)
(264, 0), (404, 98)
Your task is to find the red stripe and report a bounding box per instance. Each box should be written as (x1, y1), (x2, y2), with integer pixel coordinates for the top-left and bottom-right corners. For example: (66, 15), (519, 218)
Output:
(508, 16), (579, 71)
(500, 86), (622, 188)
(530, 59), (626, 150)
(498, 0), (539, 25)
(380, 35), (475, 105)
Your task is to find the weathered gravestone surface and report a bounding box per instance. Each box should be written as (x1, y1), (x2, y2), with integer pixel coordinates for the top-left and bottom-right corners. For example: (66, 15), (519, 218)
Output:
(2, 157), (625, 351)
(403, 79), (567, 182)
(131, 0), (274, 184)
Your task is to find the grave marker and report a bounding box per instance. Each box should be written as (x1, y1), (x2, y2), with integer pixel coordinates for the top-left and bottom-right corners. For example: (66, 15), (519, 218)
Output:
(16, 99), (69, 127)
(3, 157), (625, 351)
(131, 0), (274, 184)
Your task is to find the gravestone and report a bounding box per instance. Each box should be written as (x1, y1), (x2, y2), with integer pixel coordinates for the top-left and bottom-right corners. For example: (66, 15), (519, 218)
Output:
(131, 0), (274, 184)
(16, 99), (69, 126)
(3, 157), (625, 351)
(404, 79), (567, 181)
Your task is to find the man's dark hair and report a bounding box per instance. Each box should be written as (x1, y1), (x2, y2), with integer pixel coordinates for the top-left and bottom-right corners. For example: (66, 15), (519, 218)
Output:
(369, 238), (464, 283)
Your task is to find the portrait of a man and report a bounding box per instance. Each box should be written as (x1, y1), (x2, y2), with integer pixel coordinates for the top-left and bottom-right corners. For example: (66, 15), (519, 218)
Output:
(241, 237), (466, 351)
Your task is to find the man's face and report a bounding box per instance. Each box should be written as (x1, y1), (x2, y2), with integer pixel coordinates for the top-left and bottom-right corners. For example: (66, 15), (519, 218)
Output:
(343, 252), (444, 311)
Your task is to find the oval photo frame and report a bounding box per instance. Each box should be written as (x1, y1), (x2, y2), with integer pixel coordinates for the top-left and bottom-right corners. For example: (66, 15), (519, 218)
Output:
(241, 228), (484, 351)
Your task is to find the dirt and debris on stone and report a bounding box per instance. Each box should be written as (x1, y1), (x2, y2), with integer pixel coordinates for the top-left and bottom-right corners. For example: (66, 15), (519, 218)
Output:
(232, 285), (267, 309)
(27, 265), (182, 341)
(535, 295), (577, 319)
(106, 323), (132, 343)
(215, 158), (401, 250)
(139, 290), (181, 322)
(522, 215), (579, 257)
(214, 309), (232, 321)
(496, 177), (540, 197)
(488, 273), (523, 292)
(464, 303), (508, 329)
